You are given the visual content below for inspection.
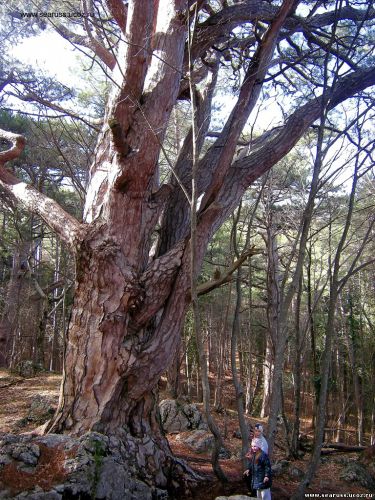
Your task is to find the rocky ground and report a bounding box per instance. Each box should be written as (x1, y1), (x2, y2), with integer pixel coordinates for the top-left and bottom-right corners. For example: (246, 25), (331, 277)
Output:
(0, 369), (374, 499)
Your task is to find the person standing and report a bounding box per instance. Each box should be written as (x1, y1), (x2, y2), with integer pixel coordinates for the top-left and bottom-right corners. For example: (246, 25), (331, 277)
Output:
(252, 423), (269, 454)
(243, 438), (272, 500)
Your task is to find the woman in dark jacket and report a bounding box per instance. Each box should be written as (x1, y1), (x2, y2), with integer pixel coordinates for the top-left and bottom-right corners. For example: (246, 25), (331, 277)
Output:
(243, 437), (272, 499)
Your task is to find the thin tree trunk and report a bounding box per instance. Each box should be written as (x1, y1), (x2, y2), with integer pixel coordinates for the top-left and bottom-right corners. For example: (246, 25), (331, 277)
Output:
(371, 352), (375, 446)
(307, 245), (318, 428)
(166, 340), (181, 399)
(1, 243), (29, 368)
(188, 10), (227, 480)
(346, 292), (364, 445)
(260, 338), (274, 418)
(291, 272), (303, 457)
(294, 138), (363, 499)
(214, 286), (231, 411)
(335, 342), (348, 444)
(230, 206), (250, 466)
(50, 240), (62, 372)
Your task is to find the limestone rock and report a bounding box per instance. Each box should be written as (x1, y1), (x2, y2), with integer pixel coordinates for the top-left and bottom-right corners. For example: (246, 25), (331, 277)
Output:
(271, 459), (290, 476)
(159, 399), (207, 433)
(288, 466), (304, 479)
(28, 395), (57, 423)
(178, 430), (214, 453)
(340, 462), (375, 490)
(176, 430), (230, 457)
(0, 431), (197, 499)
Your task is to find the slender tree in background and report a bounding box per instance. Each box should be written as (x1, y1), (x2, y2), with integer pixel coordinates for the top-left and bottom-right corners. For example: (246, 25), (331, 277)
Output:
(1, 0), (375, 491)
(294, 116), (375, 499)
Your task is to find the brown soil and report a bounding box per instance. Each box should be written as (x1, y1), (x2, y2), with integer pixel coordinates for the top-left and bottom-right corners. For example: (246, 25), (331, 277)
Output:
(1, 443), (69, 496)
(0, 369), (61, 434)
(0, 369), (374, 499)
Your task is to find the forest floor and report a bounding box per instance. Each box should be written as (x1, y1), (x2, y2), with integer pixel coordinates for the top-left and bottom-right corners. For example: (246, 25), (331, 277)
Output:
(0, 369), (374, 499)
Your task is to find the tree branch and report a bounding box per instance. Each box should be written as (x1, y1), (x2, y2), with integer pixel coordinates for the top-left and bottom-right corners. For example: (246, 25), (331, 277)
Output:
(0, 128), (83, 251)
(106, 0), (128, 34)
(199, 0), (298, 212)
(191, 2), (375, 64)
(8, 90), (100, 130)
(131, 241), (186, 329)
(0, 129), (25, 165)
(195, 65), (375, 243)
(54, 22), (116, 70)
(197, 245), (260, 296)
(111, 1), (156, 126)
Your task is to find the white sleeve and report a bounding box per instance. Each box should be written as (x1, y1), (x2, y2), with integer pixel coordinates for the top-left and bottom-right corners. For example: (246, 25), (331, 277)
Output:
(262, 436), (269, 454)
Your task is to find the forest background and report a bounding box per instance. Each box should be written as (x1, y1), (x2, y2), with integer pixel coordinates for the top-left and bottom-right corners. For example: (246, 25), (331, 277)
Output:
(0, 0), (374, 498)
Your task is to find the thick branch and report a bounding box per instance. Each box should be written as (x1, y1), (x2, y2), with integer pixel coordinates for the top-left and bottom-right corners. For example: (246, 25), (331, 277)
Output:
(192, 2), (375, 63)
(192, 65), (375, 254)
(199, 0), (297, 212)
(158, 62), (219, 255)
(197, 246), (260, 296)
(54, 23), (116, 70)
(0, 129), (25, 165)
(112, 0), (187, 190)
(0, 128), (82, 251)
(111, 1), (156, 127)
(131, 241), (186, 328)
(106, 0), (128, 34)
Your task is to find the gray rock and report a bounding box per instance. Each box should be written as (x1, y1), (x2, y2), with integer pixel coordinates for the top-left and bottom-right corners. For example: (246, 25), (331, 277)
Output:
(3, 440), (41, 469)
(95, 457), (152, 500)
(0, 453), (12, 466)
(340, 462), (375, 490)
(289, 466), (304, 479)
(272, 459), (290, 476)
(153, 488), (169, 499)
(18, 448), (40, 466)
(16, 360), (35, 378)
(34, 435), (70, 449)
(159, 399), (207, 433)
(0, 430), (199, 499)
(178, 429), (215, 453)
(52, 485), (65, 493)
(219, 447), (232, 459)
(15, 493), (62, 499)
(26, 395), (56, 424)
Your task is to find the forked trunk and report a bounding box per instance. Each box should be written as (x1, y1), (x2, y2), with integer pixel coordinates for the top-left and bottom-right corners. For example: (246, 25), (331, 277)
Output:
(45, 232), (195, 492)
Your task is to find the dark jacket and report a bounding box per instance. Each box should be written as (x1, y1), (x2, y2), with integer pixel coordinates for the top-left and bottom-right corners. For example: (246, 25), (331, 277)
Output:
(247, 450), (272, 490)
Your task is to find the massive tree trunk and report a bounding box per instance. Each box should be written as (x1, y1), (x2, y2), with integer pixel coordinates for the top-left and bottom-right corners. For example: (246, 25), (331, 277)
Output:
(1, 0), (375, 494)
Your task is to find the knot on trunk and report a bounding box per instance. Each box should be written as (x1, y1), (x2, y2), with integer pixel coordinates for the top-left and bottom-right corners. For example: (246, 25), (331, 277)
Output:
(95, 238), (121, 259)
(122, 280), (145, 312)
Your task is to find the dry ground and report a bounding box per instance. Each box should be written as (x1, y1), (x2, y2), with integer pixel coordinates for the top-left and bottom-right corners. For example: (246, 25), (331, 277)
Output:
(0, 369), (374, 499)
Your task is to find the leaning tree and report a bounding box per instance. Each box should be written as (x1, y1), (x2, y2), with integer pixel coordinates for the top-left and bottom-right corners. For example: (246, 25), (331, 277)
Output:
(1, 0), (375, 493)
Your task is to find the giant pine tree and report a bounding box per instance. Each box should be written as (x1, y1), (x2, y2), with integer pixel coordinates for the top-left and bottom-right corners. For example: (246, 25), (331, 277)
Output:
(1, 0), (375, 493)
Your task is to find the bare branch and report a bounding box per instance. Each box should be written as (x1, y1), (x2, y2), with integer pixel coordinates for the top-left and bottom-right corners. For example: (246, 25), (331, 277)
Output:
(0, 128), (83, 251)
(197, 245), (261, 296)
(199, 0), (298, 212)
(54, 22), (116, 70)
(8, 90), (100, 130)
(0, 128), (26, 165)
